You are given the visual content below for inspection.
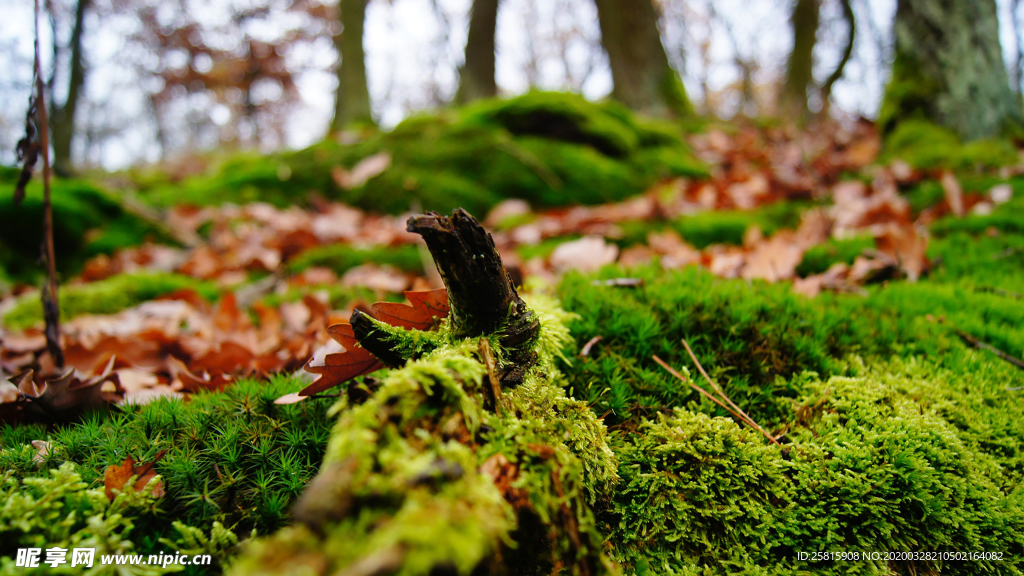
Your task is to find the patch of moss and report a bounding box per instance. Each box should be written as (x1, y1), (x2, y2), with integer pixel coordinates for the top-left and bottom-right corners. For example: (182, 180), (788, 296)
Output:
(0, 462), (173, 575)
(286, 244), (423, 276)
(2, 273), (220, 330)
(140, 92), (706, 215)
(882, 120), (1017, 171)
(0, 374), (331, 541)
(616, 202), (810, 250)
(0, 176), (173, 283)
(931, 182), (1024, 237)
(610, 362), (1024, 575)
(796, 235), (874, 277)
(558, 266), (854, 430)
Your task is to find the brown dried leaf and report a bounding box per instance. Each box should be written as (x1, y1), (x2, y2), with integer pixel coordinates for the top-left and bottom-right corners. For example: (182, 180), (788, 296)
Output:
(370, 289), (450, 330)
(104, 449), (168, 500)
(875, 225), (930, 282)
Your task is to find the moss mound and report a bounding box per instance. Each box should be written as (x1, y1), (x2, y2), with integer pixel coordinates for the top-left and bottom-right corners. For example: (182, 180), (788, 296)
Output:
(2, 272), (220, 330)
(0, 175), (173, 283)
(286, 244), (423, 276)
(140, 92), (706, 215)
(882, 120), (1017, 170)
(610, 361), (1024, 575)
(0, 375), (331, 542)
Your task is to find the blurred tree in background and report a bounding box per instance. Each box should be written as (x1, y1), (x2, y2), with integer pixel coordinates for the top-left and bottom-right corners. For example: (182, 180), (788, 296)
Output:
(7, 0), (1024, 172)
(455, 0), (500, 103)
(880, 0), (1020, 139)
(48, 0), (92, 177)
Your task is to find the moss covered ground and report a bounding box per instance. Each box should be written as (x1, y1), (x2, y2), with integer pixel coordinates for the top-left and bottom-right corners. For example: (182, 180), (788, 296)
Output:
(3, 103), (1024, 574)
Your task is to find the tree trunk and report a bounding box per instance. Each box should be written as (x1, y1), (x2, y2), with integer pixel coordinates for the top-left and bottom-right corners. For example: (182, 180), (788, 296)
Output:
(456, 0), (500, 104)
(879, 0), (1019, 140)
(50, 0), (91, 178)
(780, 0), (820, 122)
(819, 0), (854, 117)
(593, 0), (690, 117)
(329, 0), (373, 132)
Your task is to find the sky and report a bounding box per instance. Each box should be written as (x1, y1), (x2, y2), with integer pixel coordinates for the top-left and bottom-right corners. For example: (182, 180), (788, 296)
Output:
(1, 0), (1023, 170)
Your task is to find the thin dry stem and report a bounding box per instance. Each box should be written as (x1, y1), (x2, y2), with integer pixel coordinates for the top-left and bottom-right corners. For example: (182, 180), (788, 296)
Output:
(652, 355), (737, 416)
(679, 339), (779, 445)
(34, 0), (63, 368)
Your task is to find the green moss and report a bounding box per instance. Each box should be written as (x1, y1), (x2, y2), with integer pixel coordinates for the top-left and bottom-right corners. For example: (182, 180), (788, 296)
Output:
(139, 92), (706, 215)
(882, 120), (1017, 170)
(557, 266), (853, 429)
(0, 177), (173, 282)
(0, 462), (172, 575)
(0, 374), (331, 540)
(286, 244), (423, 276)
(610, 363), (1024, 575)
(616, 203), (810, 250)
(796, 235), (874, 277)
(931, 181), (1024, 237)
(461, 91), (642, 157)
(2, 273), (220, 330)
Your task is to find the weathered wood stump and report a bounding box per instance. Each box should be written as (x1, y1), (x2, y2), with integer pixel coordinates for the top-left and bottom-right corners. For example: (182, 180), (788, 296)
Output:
(352, 208), (540, 384)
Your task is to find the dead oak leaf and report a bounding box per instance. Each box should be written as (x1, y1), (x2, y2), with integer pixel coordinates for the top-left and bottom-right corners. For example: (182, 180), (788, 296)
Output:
(875, 225), (930, 282)
(370, 289), (450, 330)
(282, 290), (450, 403)
(104, 449), (168, 501)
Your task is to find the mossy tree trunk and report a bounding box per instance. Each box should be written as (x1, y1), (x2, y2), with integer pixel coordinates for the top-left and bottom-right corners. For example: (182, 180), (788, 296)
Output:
(455, 0), (500, 104)
(49, 0), (91, 178)
(593, 0), (691, 117)
(780, 0), (819, 122)
(329, 0), (373, 132)
(879, 0), (1020, 140)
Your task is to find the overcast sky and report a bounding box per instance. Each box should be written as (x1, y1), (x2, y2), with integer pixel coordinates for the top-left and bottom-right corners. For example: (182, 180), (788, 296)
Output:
(1, 0), (1023, 170)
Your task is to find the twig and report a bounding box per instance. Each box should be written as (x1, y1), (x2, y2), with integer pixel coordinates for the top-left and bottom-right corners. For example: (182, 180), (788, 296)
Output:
(652, 355), (736, 416)
(33, 0), (63, 368)
(579, 336), (602, 358)
(680, 338), (779, 445)
(653, 354), (778, 445)
(952, 328), (1024, 371)
(992, 246), (1023, 260)
(975, 286), (1024, 300)
(591, 278), (644, 287)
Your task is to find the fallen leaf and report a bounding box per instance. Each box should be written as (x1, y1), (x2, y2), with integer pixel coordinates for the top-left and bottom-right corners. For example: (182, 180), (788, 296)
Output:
(549, 236), (618, 273)
(742, 231), (804, 282)
(370, 289), (450, 330)
(31, 440), (51, 466)
(332, 152), (391, 190)
(875, 225), (929, 282)
(342, 264), (409, 293)
(104, 449), (168, 500)
(940, 170), (964, 217)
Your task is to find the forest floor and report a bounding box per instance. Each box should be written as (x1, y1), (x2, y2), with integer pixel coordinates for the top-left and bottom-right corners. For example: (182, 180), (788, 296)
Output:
(1, 93), (1024, 575)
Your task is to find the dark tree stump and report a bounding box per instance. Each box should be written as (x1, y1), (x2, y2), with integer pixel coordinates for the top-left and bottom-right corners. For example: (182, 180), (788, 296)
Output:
(353, 208), (539, 386)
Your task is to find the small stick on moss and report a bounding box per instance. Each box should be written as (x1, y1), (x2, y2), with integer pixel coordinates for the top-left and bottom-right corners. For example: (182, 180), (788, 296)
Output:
(952, 328), (1024, 371)
(655, 354), (777, 445)
(680, 339), (779, 445)
(652, 355), (738, 417)
(479, 338), (504, 414)
(975, 286), (1024, 300)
